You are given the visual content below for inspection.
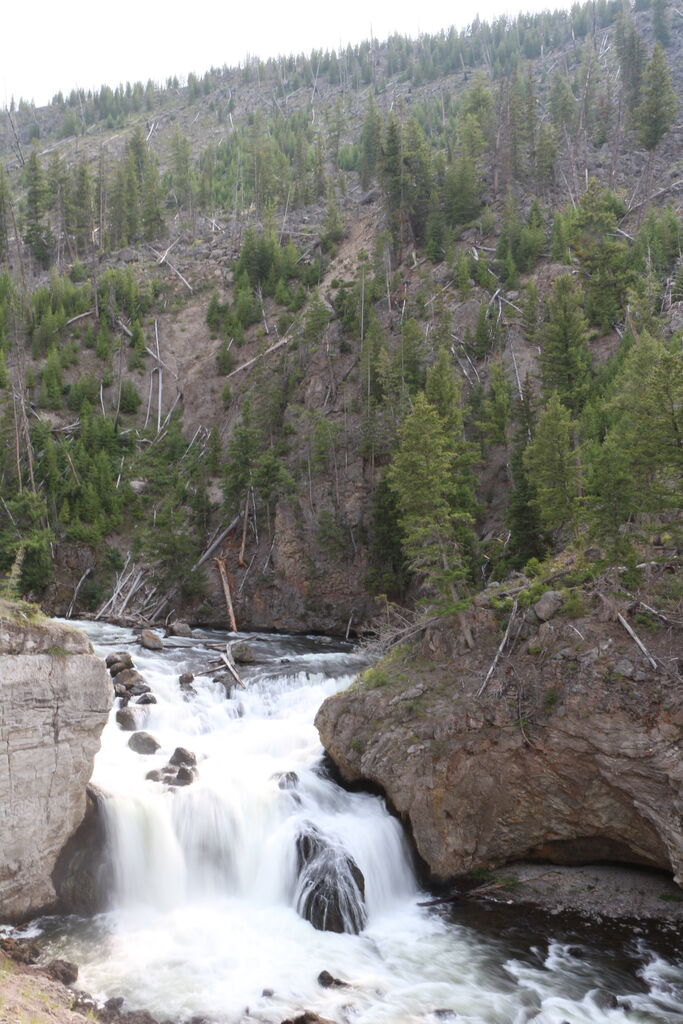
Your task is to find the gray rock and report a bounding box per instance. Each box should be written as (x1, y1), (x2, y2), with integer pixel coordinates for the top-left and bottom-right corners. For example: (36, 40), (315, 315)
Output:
(129, 683), (152, 696)
(136, 693), (157, 704)
(295, 826), (366, 934)
(614, 659), (636, 679)
(169, 746), (197, 767)
(128, 731), (160, 755)
(168, 620), (193, 637)
(533, 590), (564, 622)
(0, 612), (111, 920)
(116, 707), (140, 731)
(173, 766), (195, 786)
(179, 672), (194, 687)
(108, 652), (134, 674)
(317, 970), (348, 988)
(139, 630), (163, 651)
(114, 668), (146, 690)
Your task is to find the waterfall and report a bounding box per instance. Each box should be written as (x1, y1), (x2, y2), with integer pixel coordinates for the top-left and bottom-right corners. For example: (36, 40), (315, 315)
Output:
(32, 621), (683, 1024)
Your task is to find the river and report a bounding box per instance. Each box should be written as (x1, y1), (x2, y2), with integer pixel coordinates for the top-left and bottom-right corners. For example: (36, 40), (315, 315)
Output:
(22, 622), (683, 1023)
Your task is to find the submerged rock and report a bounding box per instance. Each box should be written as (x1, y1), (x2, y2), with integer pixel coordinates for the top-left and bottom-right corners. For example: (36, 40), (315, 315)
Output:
(128, 731), (160, 755)
(295, 824), (366, 934)
(274, 770), (299, 790)
(317, 970), (349, 988)
(170, 746), (197, 767)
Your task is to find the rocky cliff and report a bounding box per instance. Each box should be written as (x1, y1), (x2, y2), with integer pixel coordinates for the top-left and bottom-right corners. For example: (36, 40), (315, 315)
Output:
(315, 566), (683, 885)
(0, 602), (111, 921)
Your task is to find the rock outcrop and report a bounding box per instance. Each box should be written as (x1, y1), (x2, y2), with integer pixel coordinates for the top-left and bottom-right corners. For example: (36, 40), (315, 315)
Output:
(315, 597), (683, 886)
(0, 602), (111, 920)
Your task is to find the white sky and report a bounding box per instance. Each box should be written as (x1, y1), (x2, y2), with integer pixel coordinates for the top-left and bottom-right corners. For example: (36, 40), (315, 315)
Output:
(4, 0), (568, 109)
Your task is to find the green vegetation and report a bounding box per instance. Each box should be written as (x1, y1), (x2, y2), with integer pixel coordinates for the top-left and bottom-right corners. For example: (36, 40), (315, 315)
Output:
(0, 1), (681, 622)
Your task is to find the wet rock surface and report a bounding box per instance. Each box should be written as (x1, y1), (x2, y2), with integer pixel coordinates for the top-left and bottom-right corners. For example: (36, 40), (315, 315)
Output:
(295, 825), (366, 934)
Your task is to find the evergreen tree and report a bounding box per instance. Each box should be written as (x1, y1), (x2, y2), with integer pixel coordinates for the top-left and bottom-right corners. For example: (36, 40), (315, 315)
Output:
(507, 377), (546, 566)
(524, 393), (580, 534)
(539, 274), (591, 414)
(388, 392), (473, 609)
(23, 149), (53, 268)
(636, 44), (678, 152)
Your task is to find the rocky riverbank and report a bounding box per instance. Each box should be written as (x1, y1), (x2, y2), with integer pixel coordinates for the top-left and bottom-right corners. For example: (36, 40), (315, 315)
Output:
(316, 563), (683, 891)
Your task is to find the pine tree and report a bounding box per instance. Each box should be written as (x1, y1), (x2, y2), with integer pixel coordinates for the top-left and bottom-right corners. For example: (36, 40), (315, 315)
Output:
(539, 275), (591, 414)
(388, 392), (473, 609)
(23, 149), (53, 268)
(523, 393), (580, 534)
(636, 44), (678, 152)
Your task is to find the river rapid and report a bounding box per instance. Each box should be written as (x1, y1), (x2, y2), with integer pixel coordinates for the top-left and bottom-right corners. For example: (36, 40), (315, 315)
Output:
(23, 623), (683, 1023)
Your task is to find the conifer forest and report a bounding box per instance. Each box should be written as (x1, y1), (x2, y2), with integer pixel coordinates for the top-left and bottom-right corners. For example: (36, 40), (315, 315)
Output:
(0, 0), (681, 633)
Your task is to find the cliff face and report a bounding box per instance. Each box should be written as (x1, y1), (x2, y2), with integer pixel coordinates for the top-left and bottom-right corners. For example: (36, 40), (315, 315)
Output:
(0, 603), (111, 921)
(315, 581), (683, 885)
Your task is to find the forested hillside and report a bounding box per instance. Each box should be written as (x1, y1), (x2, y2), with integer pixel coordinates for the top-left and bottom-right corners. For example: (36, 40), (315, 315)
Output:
(0, 0), (681, 633)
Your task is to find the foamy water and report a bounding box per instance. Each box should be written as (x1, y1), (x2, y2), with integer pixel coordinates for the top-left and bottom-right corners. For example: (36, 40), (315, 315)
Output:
(27, 622), (683, 1024)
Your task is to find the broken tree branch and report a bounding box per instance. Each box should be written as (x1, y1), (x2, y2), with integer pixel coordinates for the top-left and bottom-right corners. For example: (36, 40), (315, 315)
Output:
(617, 613), (659, 671)
(476, 598), (519, 698)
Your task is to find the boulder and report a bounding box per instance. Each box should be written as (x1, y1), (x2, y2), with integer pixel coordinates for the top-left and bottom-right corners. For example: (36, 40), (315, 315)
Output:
(179, 672), (195, 687)
(116, 707), (140, 731)
(169, 747), (197, 768)
(533, 590), (564, 621)
(168, 620), (193, 637)
(317, 970), (348, 988)
(136, 692), (157, 704)
(128, 731), (160, 755)
(295, 825), (366, 934)
(105, 655), (134, 671)
(139, 630), (163, 651)
(129, 683), (152, 696)
(171, 766), (195, 787)
(114, 668), (147, 690)
(231, 640), (270, 664)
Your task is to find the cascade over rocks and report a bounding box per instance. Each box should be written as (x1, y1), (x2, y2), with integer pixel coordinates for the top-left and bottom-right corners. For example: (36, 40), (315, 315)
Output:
(0, 605), (111, 920)
(53, 784), (114, 914)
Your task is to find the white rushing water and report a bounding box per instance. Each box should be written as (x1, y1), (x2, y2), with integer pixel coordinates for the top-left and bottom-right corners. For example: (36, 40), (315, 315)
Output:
(33, 622), (683, 1024)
